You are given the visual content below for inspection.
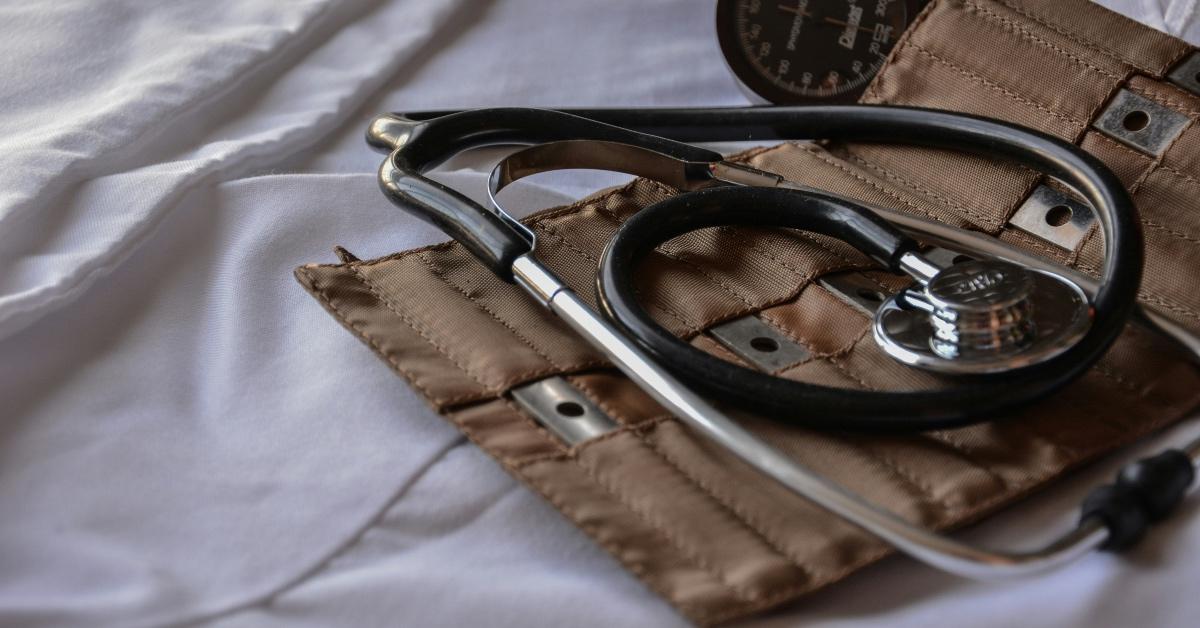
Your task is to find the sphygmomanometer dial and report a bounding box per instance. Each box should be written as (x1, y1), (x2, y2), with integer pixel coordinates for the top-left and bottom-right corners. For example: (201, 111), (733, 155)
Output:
(716, 0), (927, 103)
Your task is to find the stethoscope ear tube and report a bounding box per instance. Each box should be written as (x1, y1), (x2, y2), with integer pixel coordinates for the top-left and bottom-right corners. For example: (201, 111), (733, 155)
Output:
(367, 108), (727, 280)
(377, 153), (534, 281)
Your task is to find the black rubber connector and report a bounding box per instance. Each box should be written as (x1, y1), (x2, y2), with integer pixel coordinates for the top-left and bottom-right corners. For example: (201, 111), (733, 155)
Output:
(1081, 449), (1195, 551)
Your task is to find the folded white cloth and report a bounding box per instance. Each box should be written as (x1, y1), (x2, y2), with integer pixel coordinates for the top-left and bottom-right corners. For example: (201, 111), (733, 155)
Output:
(2, 1), (1199, 626)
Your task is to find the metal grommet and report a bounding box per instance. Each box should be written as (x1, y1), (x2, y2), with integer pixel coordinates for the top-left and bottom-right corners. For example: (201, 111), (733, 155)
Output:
(1167, 51), (1200, 97)
(817, 271), (893, 315)
(709, 315), (810, 373)
(1093, 89), (1189, 156)
(511, 377), (619, 445)
(1008, 184), (1097, 251)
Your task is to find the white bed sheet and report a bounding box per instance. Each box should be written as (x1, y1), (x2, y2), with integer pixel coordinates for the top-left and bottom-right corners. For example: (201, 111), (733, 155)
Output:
(2, 1), (1199, 626)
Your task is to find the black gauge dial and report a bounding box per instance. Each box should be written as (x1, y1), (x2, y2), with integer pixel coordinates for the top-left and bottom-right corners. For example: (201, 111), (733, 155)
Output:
(717, 0), (926, 104)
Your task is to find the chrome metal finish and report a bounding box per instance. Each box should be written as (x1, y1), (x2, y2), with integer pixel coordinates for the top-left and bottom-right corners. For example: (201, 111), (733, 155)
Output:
(875, 265), (1090, 374)
(818, 272), (894, 316)
(921, 246), (973, 268)
(708, 161), (786, 187)
(490, 140), (717, 198)
(925, 260), (1036, 359)
(1009, 184), (1097, 251)
(511, 376), (619, 445)
(709, 315), (810, 372)
(1093, 89), (1189, 156)
(884, 217), (1200, 364)
(366, 113), (412, 153)
(897, 250), (942, 285)
(512, 255), (563, 305)
(1167, 51), (1200, 97)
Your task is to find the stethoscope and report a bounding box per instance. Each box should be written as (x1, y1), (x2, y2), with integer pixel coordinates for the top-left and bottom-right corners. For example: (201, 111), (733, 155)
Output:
(365, 105), (1200, 579)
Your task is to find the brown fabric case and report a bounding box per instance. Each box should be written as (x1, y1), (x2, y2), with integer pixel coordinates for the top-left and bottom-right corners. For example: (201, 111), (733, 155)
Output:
(297, 1), (1200, 624)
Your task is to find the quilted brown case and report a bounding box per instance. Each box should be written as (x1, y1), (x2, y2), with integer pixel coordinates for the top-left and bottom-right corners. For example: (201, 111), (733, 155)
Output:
(297, 1), (1200, 623)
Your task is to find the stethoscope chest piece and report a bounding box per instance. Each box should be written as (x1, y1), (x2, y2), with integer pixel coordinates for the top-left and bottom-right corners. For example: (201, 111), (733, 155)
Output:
(874, 259), (1092, 374)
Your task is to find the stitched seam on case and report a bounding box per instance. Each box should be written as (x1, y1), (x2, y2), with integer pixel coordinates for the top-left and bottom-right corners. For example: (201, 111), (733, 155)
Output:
(535, 221), (700, 334)
(917, 431), (1011, 492)
(1119, 120), (1200, 282)
(701, 541), (892, 625)
(303, 178), (656, 272)
(794, 145), (942, 220)
(591, 200), (762, 310)
(1130, 119), (1194, 196)
(1132, 167), (1200, 246)
(568, 378), (820, 587)
(963, 1), (1121, 81)
(824, 353), (877, 390)
(717, 227), (810, 279)
(647, 437), (823, 570)
(863, 0), (941, 103)
(416, 252), (564, 371)
(992, 0), (1147, 69)
(1068, 262), (1200, 321)
(640, 435), (819, 594)
(1141, 296), (1200, 322)
(1091, 129), (1153, 159)
(1004, 228), (1075, 264)
(636, 178), (849, 293)
(1158, 164), (1200, 189)
(568, 438), (760, 603)
(350, 263), (589, 398)
(1074, 131), (1145, 264)
(825, 348), (1010, 492)
(820, 357), (944, 511)
(701, 222), (858, 297)
(769, 308), (875, 365)
(754, 310), (821, 358)
(504, 382), (787, 611)
(471, 396), (568, 461)
(454, 403), (712, 624)
(1142, 214), (1200, 245)
(1126, 85), (1200, 118)
(530, 482), (717, 626)
(350, 265), (496, 391)
(794, 144), (1016, 236)
(792, 228), (873, 271)
(903, 41), (1085, 128)
(836, 147), (1007, 227)
(296, 266), (469, 405)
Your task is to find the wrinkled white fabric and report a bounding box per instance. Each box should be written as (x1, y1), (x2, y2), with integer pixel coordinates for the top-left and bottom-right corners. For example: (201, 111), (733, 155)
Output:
(1, 1), (1199, 627)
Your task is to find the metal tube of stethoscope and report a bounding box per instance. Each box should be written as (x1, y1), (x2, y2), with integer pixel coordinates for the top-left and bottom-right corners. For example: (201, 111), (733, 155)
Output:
(509, 251), (1199, 580)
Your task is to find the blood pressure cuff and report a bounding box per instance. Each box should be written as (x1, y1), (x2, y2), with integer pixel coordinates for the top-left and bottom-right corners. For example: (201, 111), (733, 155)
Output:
(297, 0), (1200, 624)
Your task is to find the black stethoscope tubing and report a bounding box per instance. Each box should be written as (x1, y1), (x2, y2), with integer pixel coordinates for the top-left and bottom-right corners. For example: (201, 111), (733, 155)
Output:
(370, 106), (1141, 431)
(366, 105), (1200, 573)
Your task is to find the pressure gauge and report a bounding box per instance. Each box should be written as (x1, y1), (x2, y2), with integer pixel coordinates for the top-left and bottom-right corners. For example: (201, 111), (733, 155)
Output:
(716, 0), (929, 104)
